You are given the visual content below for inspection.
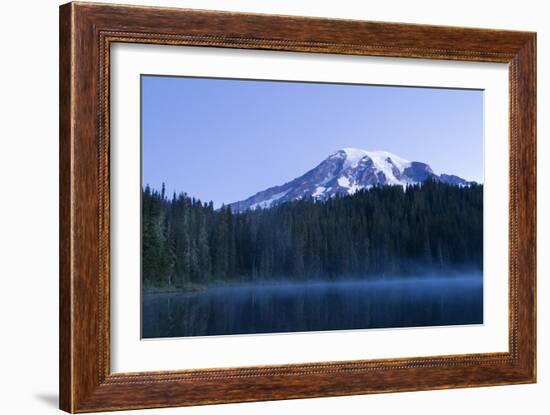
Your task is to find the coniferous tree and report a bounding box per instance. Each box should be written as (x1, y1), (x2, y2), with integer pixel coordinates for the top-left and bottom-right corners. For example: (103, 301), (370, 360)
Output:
(142, 180), (483, 288)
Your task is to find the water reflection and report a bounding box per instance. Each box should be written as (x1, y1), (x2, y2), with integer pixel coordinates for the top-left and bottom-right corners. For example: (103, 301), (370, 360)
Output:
(142, 275), (483, 338)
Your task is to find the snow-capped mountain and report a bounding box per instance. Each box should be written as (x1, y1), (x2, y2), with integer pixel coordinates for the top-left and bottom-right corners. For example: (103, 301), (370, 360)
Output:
(228, 148), (475, 212)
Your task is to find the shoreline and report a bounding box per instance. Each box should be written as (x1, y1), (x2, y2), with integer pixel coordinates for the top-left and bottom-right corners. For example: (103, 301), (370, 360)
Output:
(142, 273), (483, 295)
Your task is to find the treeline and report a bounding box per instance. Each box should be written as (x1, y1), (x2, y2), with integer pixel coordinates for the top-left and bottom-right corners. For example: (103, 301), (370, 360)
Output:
(142, 181), (483, 288)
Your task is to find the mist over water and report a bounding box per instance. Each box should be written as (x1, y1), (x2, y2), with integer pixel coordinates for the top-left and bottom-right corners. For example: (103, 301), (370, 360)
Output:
(141, 273), (483, 338)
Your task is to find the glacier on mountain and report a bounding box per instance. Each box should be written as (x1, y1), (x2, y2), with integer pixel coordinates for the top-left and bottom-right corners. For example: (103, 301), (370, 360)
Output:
(228, 148), (475, 212)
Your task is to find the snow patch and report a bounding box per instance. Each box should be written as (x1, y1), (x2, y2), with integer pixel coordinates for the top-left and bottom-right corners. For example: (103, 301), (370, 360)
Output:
(337, 176), (351, 188)
(338, 175), (364, 195)
(249, 189), (289, 210)
(312, 186), (326, 198)
(340, 148), (412, 187)
(341, 148), (369, 169)
(347, 183), (361, 195)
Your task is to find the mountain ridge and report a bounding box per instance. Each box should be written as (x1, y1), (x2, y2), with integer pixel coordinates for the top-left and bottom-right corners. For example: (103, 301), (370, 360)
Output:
(228, 148), (475, 212)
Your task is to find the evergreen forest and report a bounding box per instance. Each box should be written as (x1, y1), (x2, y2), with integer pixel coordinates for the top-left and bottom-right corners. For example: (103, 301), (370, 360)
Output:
(141, 181), (483, 289)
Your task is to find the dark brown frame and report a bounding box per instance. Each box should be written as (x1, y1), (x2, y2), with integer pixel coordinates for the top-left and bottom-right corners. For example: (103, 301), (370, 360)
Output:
(59, 2), (536, 412)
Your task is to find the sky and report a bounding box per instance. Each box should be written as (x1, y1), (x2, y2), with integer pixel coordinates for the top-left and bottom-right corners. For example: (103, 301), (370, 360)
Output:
(142, 75), (483, 207)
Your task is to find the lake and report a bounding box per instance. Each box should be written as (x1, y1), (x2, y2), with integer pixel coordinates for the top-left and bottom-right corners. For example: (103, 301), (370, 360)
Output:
(141, 275), (483, 338)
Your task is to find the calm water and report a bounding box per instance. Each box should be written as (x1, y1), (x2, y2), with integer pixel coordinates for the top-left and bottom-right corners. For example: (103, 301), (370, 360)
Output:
(141, 275), (483, 338)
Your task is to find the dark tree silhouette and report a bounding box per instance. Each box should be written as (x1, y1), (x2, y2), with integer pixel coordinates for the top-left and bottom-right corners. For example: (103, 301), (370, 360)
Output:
(142, 181), (483, 288)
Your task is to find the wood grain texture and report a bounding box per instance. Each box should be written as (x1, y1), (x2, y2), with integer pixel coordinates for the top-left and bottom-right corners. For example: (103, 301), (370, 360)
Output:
(59, 2), (537, 412)
(59, 3), (73, 411)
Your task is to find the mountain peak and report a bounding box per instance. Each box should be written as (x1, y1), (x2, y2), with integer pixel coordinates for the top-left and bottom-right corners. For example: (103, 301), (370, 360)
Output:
(228, 148), (473, 212)
(337, 148), (370, 168)
(335, 148), (411, 172)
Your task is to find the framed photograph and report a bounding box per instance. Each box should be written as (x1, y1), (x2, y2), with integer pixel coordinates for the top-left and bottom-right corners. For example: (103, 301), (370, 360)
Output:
(59, 2), (536, 412)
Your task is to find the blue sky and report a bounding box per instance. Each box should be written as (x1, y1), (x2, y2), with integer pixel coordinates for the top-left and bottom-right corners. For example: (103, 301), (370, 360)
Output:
(142, 75), (483, 207)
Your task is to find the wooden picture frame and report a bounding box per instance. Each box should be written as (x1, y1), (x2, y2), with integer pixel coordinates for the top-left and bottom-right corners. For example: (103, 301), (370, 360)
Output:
(59, 2), (536, 412)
